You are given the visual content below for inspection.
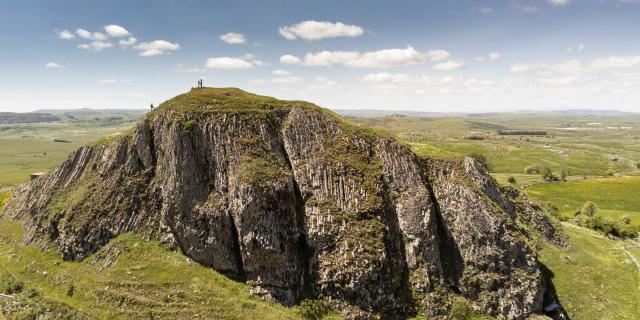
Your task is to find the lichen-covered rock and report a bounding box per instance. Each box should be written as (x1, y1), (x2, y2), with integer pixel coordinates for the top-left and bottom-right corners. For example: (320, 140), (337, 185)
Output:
(2, 88), (562, 319)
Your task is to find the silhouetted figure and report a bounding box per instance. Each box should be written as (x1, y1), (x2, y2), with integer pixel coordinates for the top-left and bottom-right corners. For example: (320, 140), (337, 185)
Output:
(150, 103), (154, 110)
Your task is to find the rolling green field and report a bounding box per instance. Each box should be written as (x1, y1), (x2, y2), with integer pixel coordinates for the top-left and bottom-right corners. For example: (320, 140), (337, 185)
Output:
(540, 225), (640, 320)
(351, 113), (640, 177)
(1, 110), (639, 319)
(0, 111), (140, 186)
(527, 177), (640, 226)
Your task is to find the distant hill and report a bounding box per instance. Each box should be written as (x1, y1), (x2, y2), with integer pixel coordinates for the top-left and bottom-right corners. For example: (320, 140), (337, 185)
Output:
(0, 112), (59, 124)
(333, 108), (638, 118)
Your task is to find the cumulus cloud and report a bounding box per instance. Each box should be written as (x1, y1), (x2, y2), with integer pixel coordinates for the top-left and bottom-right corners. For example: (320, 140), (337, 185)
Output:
(219, 32), (247, 44)
(425, 49), (451, 62)
(309, 77), (342, 89)
(511, 56), (640, 76)
(282, 46), (455, 68)
(362, 73), (414, 84)
(77, 41), (114, 52)
(45, 62), (64, 68)
(279, 20), (364, 41)
(432, 59), (465, 70)
(280, 54), (302, 65)
(564, 44), (585, 53)
(272, 76), (302, 83)
(476, 52), (502, 62)
(104, 25), (130, 37)
(119, 37), (137, 46)
(133, 40), (180, 56)
(548, 0), (570, 6)
(272, 69), (290, 75)
(477, 7), (494, 13)
(361, 73), (498, 93)
(205, 55), (265, 70)
(76, 28), (107, 40)
(57, 29), (75, 40)
(100, 78), (133, 84)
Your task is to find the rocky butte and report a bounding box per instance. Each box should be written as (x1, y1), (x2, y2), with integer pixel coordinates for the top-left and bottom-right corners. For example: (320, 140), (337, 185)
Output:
(2, 88), (565, 319)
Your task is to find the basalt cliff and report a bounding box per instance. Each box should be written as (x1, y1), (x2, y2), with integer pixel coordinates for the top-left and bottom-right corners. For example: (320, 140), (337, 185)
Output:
(2, 88), (563, 319)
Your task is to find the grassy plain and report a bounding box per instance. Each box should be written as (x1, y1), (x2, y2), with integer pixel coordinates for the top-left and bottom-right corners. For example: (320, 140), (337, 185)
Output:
(0, 111), (141, 186)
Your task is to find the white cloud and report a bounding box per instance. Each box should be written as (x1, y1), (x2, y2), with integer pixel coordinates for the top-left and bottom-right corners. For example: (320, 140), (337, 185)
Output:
(279, 20), (364, 41)
(76, 28), (92, 39)
(272, 76), (302, 83)
(75, 28), (107, 40)
(564, 44), (585, 53)
(219, 32), (246, 44)
(425, 49), (451, 62)
(512, 2), (541, 13)
(45, 62), (64, 68)
(362, 73), (414, 84)
(77, 41), (114, 52)
(57, 30), (75, 40)
(100, 78), (132, 84)
(510, 56), (640, 76)
(272, 69), (290, 75)
(476, 52), (502, 62)
(119, 37), (137, 46)
(248, 79), (267, 84)
(288, 46), (450, 68)
(361, 73), (498, 94)
(488, 52), (501, 61)
(432, 59), (465, 70)
(280, 54), (302, 65)
(205, 55), (265, 70)
(309, 77), (342, 89)
(548, 0), (569, 6)
(478, 7), (494, 13)
(133, 40), (180, 56)
(104, 25), (130, 37)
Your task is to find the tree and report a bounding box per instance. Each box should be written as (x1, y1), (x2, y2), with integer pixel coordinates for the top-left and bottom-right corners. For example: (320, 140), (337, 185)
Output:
(541, 168), (559, 182)
(560, 168), (569, 181)
(578, 201), (598, 218)
(507, 176), (516, 184)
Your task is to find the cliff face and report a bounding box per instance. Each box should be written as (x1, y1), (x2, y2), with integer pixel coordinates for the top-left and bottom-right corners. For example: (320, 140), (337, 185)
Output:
(2, 88), (562, 319)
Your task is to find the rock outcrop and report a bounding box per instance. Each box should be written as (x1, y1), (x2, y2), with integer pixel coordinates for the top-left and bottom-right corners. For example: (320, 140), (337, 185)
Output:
(2, 88), (562, 319)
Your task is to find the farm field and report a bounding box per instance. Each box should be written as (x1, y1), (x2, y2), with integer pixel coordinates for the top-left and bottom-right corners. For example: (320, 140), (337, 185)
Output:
(0, 110), (142, 186)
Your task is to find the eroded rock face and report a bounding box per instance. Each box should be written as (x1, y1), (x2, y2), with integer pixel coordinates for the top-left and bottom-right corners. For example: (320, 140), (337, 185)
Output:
(2, 88), (562, 319)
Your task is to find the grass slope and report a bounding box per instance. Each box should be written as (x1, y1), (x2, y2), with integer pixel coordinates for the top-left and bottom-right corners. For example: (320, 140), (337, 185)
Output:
(540, 225), (640, 320)
(0, 217), (340, 320)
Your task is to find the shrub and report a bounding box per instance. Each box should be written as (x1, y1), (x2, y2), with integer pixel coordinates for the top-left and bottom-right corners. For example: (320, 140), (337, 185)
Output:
(183, 119), (197, 131)
(524, 164), (544, 174)
(0, 273), (25, 295)
(578, 201), (598, 218)
(66, 284), (75, 297)
(560, 168), (569, 181)
(622, 215), (631, 225)
(296, 299), (330, 320)
(542, 168), (560, 182)
(507, 176), (516, 184)
(469, 153), (491, 171)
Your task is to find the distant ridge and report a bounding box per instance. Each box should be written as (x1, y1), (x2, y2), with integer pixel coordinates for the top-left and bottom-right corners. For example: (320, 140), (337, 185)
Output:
(332, 108), (639, 118)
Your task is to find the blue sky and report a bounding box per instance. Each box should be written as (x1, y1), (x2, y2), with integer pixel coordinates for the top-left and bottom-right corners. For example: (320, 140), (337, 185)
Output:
(1, 0), (640, 112)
